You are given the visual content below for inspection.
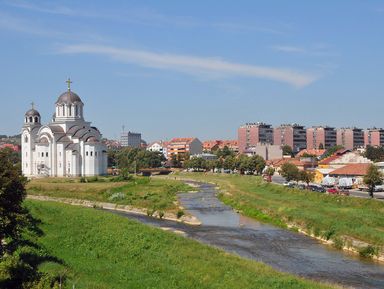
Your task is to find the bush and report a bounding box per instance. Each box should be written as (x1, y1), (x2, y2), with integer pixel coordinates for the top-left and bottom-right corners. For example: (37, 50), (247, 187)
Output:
(146, 208), (155, 217)
(108, 192), (126, 202)
(322, 227), (336, 240)
(87, 176), (99, 183)
(158, 211), (165, 219)
(359, 245), (379, 258)
(79, 177), (86, 183)
(333, 237), (344, 250)
(176, 210), (185, 219)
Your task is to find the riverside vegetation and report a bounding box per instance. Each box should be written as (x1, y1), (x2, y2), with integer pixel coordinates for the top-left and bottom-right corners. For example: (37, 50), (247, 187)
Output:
(175, 172), (384, 258)
(22, 200), (334, 289)
(26, 176), (192, 214)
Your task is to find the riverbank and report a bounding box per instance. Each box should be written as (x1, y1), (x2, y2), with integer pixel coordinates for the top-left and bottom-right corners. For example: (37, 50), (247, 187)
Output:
(169, 173), (384, 261)
(24, 200), (334, 289)
(26, 176), (193, 215)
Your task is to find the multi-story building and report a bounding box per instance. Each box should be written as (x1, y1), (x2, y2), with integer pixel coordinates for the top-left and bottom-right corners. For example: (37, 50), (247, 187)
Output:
(219, 140), (239, 152)
(238, 122), (273, 153)
(336, 127), (364, 150)
(120, 131), (141, 148)
(364, 128), (384, 147)
(273, 124), (306, 152)
(203, 140), (239, 152)
(167, 137), (203, 160)
(306, 126), (337, 149)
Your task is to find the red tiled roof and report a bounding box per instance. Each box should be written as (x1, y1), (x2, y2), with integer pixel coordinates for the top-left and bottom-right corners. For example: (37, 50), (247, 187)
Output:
(319, 149), (350, 165)
(169, 138), (195, 144)
(329, 163), (370, 176)
(267, 158), (304, 167)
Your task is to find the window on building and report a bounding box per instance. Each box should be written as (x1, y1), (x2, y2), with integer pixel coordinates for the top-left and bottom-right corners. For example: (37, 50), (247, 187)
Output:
(68, 104), (72, 116)
(86, 151), (88, 156)
(95, 151), (97, 156)
(25, 163), (28, 168)
(46, 152), (48, 157)
(24, 135), (28, 143)
(90, 151), (93, 156)
(34, 116), (38, 123)
(41, 152), (44, 157)
(29, 117), (33, 122)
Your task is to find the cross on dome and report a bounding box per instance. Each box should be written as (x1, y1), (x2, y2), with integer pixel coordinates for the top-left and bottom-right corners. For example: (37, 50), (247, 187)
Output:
(66, 78), (72, 91)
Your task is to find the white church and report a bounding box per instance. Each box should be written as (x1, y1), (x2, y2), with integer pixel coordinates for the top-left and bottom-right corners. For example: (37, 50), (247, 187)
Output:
(21, 80), (108, 177)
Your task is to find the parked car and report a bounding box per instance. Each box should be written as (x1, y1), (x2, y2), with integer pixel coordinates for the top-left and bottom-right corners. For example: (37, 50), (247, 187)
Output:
(308, 185), (326, 193)
(327, 188), (339, 194)
(374, 185), (384, 192)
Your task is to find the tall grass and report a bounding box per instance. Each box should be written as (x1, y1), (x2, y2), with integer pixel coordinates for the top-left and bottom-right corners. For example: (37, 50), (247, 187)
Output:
(25, 200), (333, 289)
(26, 177), (192, 211)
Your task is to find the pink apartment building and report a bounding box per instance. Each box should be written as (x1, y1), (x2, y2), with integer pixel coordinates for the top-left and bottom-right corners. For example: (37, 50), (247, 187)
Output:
(238, 122), (273, 153)
(273, 124), (306, 152)
(364, 128), (384, 147)
(336, 127), (364, 150)
(306, 126), (337, 149)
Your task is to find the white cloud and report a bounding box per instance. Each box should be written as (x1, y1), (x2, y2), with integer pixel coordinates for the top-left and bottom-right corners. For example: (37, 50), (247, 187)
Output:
(56, 44), (318, 87)
(272, 45), (307, 53)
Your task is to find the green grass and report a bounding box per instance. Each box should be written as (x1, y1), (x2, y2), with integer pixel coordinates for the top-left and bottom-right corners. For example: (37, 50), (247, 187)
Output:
(174, 173), (384, 247)
(25, 200), (333, 289)
(26, 177), (192, 212)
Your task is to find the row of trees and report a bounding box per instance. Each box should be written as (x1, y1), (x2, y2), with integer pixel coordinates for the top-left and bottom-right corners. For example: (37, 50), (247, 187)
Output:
(108, 148), (166, 171)
(185, 154), (266, 175)
(279, 162), (315, 185)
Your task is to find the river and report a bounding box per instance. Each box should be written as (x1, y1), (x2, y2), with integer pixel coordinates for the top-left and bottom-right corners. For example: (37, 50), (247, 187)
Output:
(108, 181), (384, 289)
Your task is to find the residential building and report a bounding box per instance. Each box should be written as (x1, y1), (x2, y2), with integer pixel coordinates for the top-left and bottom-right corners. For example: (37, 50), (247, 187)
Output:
(273, 124), (306, 152)
(203, 140), (239, 152)
(147, 141), (168, 158)
(167, 137), (203, 160)
(244, 144), (282, 160)
(120, 131), (141, 148)
(238, 122), (273, 153)
(203, 140), (220, 152)
(21, 83), (107, 177)
(191, 153), (217, 161)
(296, 149), (326, 158)
(306, 126), (337, 149)
(364, 128), (384, 147)
(336, 128), (364, 150)
(0, 143), (21, 152)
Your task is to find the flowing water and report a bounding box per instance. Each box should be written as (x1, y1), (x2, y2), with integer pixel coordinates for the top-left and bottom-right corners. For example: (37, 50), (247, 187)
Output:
(108, 182), (384, 289)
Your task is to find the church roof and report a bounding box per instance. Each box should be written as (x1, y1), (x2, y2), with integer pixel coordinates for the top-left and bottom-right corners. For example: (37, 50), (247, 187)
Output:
(25, 108), (40, 117)
(56, 90), (83, 105)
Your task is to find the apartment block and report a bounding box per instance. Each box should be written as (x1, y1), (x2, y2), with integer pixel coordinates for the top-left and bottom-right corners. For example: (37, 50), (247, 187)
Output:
(364, 128), (384, 147)
(306, 126), (337, 149)
(167, 137), (203, 160)
(238, 122), (273, 153)
(336, 128), (364, 150)
(120, 131), (142, 148)
(273, 124), (306, 152)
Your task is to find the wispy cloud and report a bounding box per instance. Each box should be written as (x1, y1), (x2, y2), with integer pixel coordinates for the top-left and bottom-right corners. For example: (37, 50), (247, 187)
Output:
(56, 44), (318, 87)
(272, 45), (307, 53)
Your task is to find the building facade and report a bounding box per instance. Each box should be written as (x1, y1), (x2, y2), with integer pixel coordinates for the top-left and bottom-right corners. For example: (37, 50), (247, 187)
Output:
(306, 126), (337, 149)
(120, 131), (141, 148)
(21, 83), (107, 177)
(364, 128), (384, 147)
(238, 122), (273, 153)
(336, 128), (364, 150)
(166, 138), (203, 159)
(147, 141), (168, 158)
(273, 124), (306, 152)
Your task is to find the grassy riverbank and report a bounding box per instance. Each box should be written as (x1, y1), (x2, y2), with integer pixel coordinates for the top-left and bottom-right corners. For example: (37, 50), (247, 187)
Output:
(26, 176), (191, 212)
(24, 200), (333, 289)
(174, 173), (384, 255)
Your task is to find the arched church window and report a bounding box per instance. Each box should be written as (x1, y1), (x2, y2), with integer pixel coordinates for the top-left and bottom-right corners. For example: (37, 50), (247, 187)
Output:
(62, 104), (65, 116)
(68, 104), (72, 116)
(34, 116), (38, 123)
(24, 135), (28, 143)
(90, 151), (93, 157)
(75, 105), (78, 116)
(86, 151), (88, 156)
(25, 117), (28, 123)
(29, 117), (33, 122)
(46, 152), (48, 157)
(41, 152), (44, 157)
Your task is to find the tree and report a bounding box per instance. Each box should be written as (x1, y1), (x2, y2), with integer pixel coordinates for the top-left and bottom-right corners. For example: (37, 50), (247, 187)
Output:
(363, 164), (383, 198)
(280, 162), (299, 182)
(282, 145), (294, 157)
(116, 148), (166, 171)
(264, 167), (275, 182)
(0, 148), (28, 257)
(299, 170), (315, 186)
(252, 155), (266, 175)
(322, 145), (344, 159)
(364, 146), (384, 162)
(223, 155), (236, 171)
(216, 146), (235, 158)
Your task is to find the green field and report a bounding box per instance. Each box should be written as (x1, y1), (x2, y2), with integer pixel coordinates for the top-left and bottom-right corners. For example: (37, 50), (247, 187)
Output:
(26, 177), (192, 212)
(23, 200), (332, 289)
(174, 173), (384, 250)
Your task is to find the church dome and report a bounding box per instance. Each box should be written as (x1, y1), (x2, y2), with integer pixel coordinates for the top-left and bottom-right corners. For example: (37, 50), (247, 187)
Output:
(25, 108), (40, 117)
(55, 91), (83, 105)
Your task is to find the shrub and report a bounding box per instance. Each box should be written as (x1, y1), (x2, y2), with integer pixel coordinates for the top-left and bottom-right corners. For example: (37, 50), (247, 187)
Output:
(108, 192), (126, 202)
(176, 210), (185, 219)
(322, 227), (336, 240)
(333, 237), (344, 250)
(146, 208), (155, 217)
(158, 211), (165, 219)
(87, 176), (99, 183)
(359, 245), (379, 258)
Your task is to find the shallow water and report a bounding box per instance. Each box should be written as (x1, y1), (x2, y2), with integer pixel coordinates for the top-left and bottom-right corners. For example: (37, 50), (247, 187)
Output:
(108, 182), (384, 289)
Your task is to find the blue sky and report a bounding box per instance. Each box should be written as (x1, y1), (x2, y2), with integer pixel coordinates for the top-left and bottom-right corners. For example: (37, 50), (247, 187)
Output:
(1, 1), (384, 141)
